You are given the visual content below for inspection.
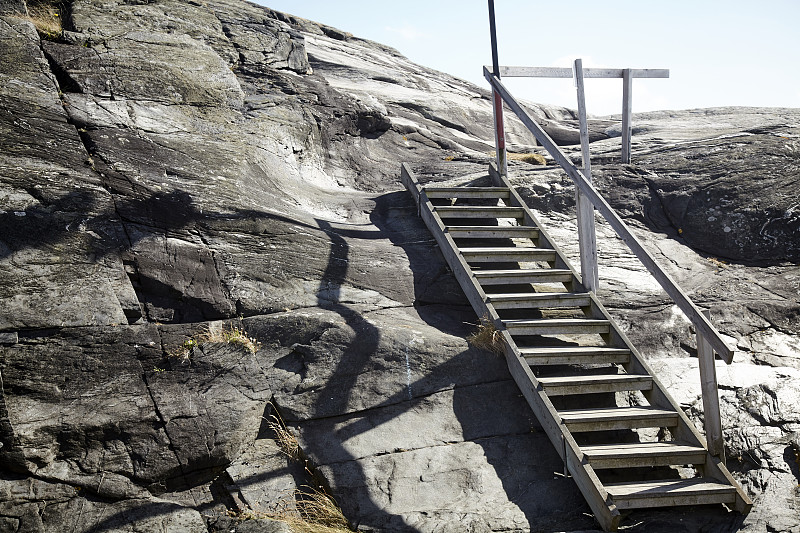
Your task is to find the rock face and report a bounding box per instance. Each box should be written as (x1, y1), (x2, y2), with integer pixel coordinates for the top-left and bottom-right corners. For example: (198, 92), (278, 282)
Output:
(0, 0), (798, 532)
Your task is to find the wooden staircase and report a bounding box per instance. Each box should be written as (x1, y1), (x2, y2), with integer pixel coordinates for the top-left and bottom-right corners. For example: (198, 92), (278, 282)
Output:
(400, 163), (752, 531)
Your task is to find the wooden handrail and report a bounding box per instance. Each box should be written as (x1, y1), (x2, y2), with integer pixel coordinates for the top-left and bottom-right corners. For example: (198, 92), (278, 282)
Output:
(483, 67), (735, 363)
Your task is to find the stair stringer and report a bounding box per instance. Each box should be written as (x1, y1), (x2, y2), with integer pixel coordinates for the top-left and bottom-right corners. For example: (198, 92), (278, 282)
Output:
(401, 163), (622, 531)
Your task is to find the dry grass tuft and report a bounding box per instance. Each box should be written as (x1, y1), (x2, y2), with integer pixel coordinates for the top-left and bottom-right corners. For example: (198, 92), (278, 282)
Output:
(466, 315), (504, 355)
(490, 151), (548, 166)
(509, 152), (547, 165)
(18, 2), (63, 40)
(167, 338), (198, 364)
(292, 487), (351, 531)
(228, 486), (352, 532)
(230, 404), (351, 529)
(199, 323), (261, 354)
(167, 323), (261, 365)
(513, 153), (547, 165)
(706, 256), (728, 270)
(264, 405), (301, 461)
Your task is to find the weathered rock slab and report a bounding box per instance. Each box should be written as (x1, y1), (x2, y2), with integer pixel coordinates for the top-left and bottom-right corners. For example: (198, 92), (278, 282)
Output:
(265, 306), (510, 422)
(318, 436), (592, 533)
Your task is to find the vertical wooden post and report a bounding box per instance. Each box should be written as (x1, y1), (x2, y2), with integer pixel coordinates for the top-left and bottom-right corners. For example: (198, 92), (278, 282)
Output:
(621, 68), (633, 163)
(573, 59), (599, 292)
(697, 309), (726, 464)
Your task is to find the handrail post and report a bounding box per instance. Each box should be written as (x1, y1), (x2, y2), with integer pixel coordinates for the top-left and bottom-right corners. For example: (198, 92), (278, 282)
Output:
(697, 309), (725, 464)
(573, 59), (599, 292)
(487, 0), (507, 176)
(621, 68), (633, 163)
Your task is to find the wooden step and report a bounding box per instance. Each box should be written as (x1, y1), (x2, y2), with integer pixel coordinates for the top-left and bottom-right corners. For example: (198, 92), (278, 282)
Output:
(559, 406), (678, 432)
(503, 318), (610, 336)
(460, 247), (556, 263)
(581, 442), (707, 469)
(434, 206), (524, 219)
(606, 478), (737, 509)
(447, 225), (539, 239)
(473, 268), (573, 285)
(537, 374), (653, 395)
(520, 346), (631, 365)
(424, 187), (510, 199)
(488, 292), (590, 309)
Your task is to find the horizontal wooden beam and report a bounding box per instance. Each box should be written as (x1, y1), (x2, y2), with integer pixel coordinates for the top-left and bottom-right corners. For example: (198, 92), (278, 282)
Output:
(483, 67), (733, 363)
(494, 66), (669, 79)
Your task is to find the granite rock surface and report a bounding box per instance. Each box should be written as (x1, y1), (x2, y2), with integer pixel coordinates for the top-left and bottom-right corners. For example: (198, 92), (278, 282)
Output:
(0, 0), (798, 532)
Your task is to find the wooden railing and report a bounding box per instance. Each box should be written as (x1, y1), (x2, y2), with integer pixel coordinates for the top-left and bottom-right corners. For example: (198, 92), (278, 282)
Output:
(497, 66), (669, 164)
(483, 66), (732, 462)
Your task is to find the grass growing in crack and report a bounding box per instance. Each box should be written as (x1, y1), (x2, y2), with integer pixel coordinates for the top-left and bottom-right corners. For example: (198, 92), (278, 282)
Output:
(15, 1), (63, 40)
(293, 487), (351, 531)
(240, 404), (352, 530)
(511, 152), (547, 165)
(228, 486), (352, 532)
(167, 338), (198, 365)
(199, 324), (261, 354)
(466, 315), (504, 355)
(167, 323), (261, 365)
(490, 151), (547, 166)
(264, 403), (301, 461)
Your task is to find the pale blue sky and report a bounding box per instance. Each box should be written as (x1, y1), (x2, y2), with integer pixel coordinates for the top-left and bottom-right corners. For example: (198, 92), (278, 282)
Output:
(256, 1), (799, 116)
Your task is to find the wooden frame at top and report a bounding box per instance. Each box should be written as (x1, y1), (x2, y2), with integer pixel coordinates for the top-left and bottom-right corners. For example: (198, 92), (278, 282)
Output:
(486, 65), (669, 164)
(497, 66), (669, 79)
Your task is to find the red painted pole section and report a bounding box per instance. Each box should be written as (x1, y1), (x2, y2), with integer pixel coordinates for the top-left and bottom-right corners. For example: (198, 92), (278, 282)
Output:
(493, 89), (507, 176)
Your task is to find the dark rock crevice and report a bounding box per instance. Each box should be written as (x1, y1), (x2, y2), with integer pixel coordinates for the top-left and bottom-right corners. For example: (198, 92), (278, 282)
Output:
(194, 230), (234, 320)
(746, 307), (799, 337)
(641, 174), (683, 237)
(0, 370), (26, 473)
(395, 101), (470, 134)
(40, 48), (82, 93)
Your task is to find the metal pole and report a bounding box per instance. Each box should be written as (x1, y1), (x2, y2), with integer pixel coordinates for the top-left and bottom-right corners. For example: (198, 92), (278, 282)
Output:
(573, 58), (599, 292)
(488, 0), (500, 77)
(487, 0), (507, 176)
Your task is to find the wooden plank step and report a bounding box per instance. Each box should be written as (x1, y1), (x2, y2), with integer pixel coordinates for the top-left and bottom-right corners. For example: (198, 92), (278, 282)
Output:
(581, 442), (707, 469)
(537, 374), (653, 395)
(460, 247), (556, 263)
(424, 187), (510, 199)
(488, 292), (590, 309)
(446, 225), (539, 239)
(434, 206), (524, 219)
(606, 478), (736, 509)
(559, 406), (678, 432)
(520, 346), (631, 365)
(503, 318), (610, 336)
(473, 268), (573, 285)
